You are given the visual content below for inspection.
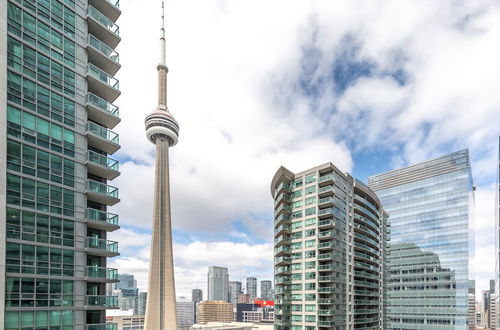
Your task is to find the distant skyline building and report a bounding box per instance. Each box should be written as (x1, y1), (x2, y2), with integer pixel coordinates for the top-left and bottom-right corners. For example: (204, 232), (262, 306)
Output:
(192, 288), (203, 303)
(272, 163), (388, 329)
(260, 281), (273, 301)
(496, 137), (500, 330)
(1, 0), (122, 328)
(230, 281), (243, 306)
(176, 296), (195, 328)
(246, 277), (257, 301)
(137, 292), (148, 316)
(208, 266), (230, 302)
(468, 280), (476, 330)
(369, 149), (474, 329)
(114, 274), (139, 311)
(143, 2), (181, 329)
(197, 301), (234, 324)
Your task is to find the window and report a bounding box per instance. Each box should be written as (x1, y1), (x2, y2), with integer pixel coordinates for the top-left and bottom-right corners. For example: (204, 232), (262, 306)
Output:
(305, 207), (316, 216)
(305, 186), (316, 195)
(291, 284), (302, 291)
(293, 179), (303, 188)
(291, 231), (302, 240)
(292, 273), (302, 281)
(305, 305), (316, 312)
(305, 315), (316, 323)
(305, 240), (316, 248)
(291, 211), (302, 219)
(291, 252), (302, 260)
(291, 305), (302, 311)
(291, 315), (302, 322)
(291, 242), (302, 250)
(304, 294), (316, 301)
(305, 261), (316, 270)
(292, 200), (303, 209)
(304, 218), (316, 227)
(291, 221), (303, 229)
(291, 295), (302, 302)
(305, 197), (316, 205)
(304, 283), (316, 291)
(305, 272), (316, 280)
(304, 250), (315, 259)
(292, 190), (302, 199)
(292, 263), (302, 270)
(304, 229), (315, 237)
(305, 174), (316, 184)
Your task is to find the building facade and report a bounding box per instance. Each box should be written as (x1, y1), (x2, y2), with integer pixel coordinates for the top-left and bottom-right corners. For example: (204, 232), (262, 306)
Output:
(208, 266), (229, 302)
(2, 0), (122, 328)
(260, 280), (273, 301)
(107, 314), (145, 330)
(246, 277), (257, 301)
(192, 289), (203, 304)
(271, 163), (388, 329)
(230, 281), (243, 306)
(468, 280), (476, 330)
(368, 149), (474, 329)
(197, 301), (234, 324)
(177, 296), (195, 328)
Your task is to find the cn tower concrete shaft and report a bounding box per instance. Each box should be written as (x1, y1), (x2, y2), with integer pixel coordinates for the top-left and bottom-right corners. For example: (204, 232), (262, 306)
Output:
(144, 138), (177, 330)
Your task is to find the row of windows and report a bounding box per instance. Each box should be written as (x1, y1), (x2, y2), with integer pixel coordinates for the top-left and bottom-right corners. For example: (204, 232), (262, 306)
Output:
(5, 310), (73, 330)
(7, 105), (75, 158)
(291, 315), (316, 322)
(8, 2), (77, 68)
(291, 207), (316, 219)
(290, 240), (316, 250)
(5, 277), (73, 308)
(291, 283), (316, 290)
(291, 218), (317, 229)
(291, 262), (316, 270)
(7, 173), (75, 217)
(291, 294), (316, 301)
(6, 207), (74, 247)
(13, 0), (77, 34)
(5, 242), (75, 277)
(7, 139), (75, 187)
(8, 69), (75, 127)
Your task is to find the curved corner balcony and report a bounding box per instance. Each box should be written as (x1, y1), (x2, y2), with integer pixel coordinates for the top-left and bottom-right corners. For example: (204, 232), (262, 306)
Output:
(85, 295), (119, 309)
(87, 121), (120, 155)
(87, 63), (120, 103)
(86, 208), (119, 231)
(87, 93), (120, 129)
(89, 0), (120, 22)
(85, 237), (119, 257)
(85, 266), (119, 283)
(87, 5), (120, 48)
(86, 323), (118, 330)
(87, 35), (121, 76)
(86, 179), (120, 206)
(86, 150), (120, 180)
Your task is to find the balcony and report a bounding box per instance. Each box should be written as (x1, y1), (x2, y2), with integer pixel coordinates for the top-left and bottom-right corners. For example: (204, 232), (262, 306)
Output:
(274, 181), (290, 196)
(274, 224), (291, 237)
(317, 264), (334, 271)
(87, 150), (120, 180)
(87, 6), (120, 48)
(318, 275), (334, 282)
(86, 323), (118, 330)
(318, 310), (335, 316)
(85, 295), (119, 309)
(317, 230), (333, 240)
(85, 266), (119, 282)
(318, 219), (334, 229)
(318, 287), (334, 293)
(275, 246), (291, 257)
(87, 121), (120, 154)
(86, 179), (120, 206)
(274, 203), (291, 218)
(317, 242), (333, 250)
(318, 173), (334, 186)
(85, 237), (119, 257)
(275, 236), (291, 248)
(318, 185), (334, 197)
(86, 208), (119, 231)
(87, 35), (120, 75)
(87, 93), (120, 129)
(274, 214), (290, 227)
(317, 299), (334, 304)
(317, 253), (333, 261)
(87, 63), (120, 103)
(318, 197), (333, 207)
(89, 0), (120, 22)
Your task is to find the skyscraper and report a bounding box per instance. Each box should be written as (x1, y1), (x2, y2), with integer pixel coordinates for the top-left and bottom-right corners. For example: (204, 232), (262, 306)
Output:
(192, 289), (203, 303)
(2, 0), (122, 328)
(229, 281), (242, 306)
(176, 296), (195, 328)
(208, 266), (229, 301)
(260, 280), (273, 301)
(143, 2), (180, 330)
(246, 277), (257, 301)
(368, 149), (474, 329)
(113, 274), (139, 312)
(272, 163), (388, 329)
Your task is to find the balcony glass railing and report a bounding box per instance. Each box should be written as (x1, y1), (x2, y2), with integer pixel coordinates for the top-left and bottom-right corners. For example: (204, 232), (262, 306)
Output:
(88, 6), (120, 36)
(87, 93), (119, 118)
(85, 295), (119, 307)
(86, 266), (118, 280)
(87, 179), (119, 199)
(87, 121), (119, 144)
(86, 323), (118, 330)
(88, 63), (119, 90)
(86, 237), (119, 253)
(86, 208), (119, 226)
(87, 150), (119, 171)
(88, 35), (120, 63)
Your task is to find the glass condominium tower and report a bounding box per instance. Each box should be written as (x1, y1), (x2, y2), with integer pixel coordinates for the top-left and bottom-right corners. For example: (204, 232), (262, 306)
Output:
(271, 163), (389, 330)
(368, 150), (474, 329)
(1, 0), (122, 328)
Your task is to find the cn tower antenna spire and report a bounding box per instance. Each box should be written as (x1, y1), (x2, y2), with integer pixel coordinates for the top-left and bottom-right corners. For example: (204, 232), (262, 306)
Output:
(160, 1), (166, 66)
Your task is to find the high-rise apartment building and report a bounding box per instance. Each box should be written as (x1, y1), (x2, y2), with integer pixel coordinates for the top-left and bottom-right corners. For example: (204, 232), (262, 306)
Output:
(271, 163), (388, 329)
(208, 266), (229, 301)
(368, 149), (474, 329)
(260, 280), (273, 301)
(2, 0), (122, 328)
(197, 301), (234, 324)
(230, 281), (242, 306)
(246, 277), (257, 301)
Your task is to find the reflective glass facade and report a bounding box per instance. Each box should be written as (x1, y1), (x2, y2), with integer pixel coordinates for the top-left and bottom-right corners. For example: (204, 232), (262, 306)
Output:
(368, 150), (474, 329)
(1, 0), (122, 328)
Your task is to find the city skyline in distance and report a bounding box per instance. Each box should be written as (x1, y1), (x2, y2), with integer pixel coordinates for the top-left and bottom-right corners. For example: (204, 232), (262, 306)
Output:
(107, 0), (500, 298)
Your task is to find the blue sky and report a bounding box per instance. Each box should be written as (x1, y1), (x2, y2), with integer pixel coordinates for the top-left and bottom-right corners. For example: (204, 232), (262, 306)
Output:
(106, 0), (500, 298)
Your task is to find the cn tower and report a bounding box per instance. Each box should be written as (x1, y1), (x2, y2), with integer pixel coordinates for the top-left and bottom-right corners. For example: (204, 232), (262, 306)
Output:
(143, 2), (179, 329)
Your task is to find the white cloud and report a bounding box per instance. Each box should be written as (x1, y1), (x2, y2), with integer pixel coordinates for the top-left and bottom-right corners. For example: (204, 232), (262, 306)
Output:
(108, 0), (500, 295)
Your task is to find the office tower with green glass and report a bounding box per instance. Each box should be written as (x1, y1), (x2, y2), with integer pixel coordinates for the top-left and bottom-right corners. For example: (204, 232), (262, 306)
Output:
(1, 0), (122, 328)
(368, 150), (474, 329)
(271, 163), (389, 330)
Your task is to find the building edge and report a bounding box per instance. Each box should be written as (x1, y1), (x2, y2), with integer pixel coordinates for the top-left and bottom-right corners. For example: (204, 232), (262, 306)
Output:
(0, 0), (7, 325)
